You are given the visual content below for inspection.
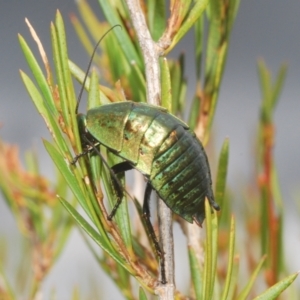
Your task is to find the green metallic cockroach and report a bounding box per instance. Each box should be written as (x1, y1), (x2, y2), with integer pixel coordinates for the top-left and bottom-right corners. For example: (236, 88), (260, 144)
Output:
(72, 26), (220, 284)
(77, 101), (220, 225)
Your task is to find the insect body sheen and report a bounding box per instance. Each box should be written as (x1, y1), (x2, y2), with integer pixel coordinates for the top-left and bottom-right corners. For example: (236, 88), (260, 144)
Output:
(82, 101), (220, 225)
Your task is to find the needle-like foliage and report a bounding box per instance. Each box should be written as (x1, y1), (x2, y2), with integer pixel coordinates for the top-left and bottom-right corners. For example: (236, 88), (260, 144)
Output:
(0, 1), (298, 299)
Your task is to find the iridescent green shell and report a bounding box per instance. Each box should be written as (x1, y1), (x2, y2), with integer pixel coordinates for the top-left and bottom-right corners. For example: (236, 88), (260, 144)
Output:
(82, 101), (219, 225)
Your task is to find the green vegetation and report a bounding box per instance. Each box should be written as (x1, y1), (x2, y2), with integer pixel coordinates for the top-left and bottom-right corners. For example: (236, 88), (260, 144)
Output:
(0, 1), (298, 299)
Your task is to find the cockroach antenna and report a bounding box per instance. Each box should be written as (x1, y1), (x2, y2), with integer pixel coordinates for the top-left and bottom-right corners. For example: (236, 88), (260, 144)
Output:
(75, 24), (122, 114)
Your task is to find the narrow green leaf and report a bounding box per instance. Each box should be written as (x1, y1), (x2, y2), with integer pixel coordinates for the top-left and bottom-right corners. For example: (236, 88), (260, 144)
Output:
(59, 197), (129, 269)
(95, 0), (142, 67)
(87, 138), (132, 252)
(257, 60), (272, 123)
(206, 0), (236, 68)
(139, 286), (148, 300)
(174, 0), (193, 25)
(204, 43), (219, 85)
(43, 140), (90, 216)
(88, 70), (101, 109)
(210, 208), (219, 298)
(215, 138), (229, 210)
(128, 60), (147, 102)
(194, 15), (204, 79)
(270, 63), (288, 111)
(20, 71), (70, 155)
(253, 272), (299, 300)
(160, 57), (172, 111)
(189, 247), (202, 299)
(54, 11), (77, 129)
(106, 155), (133, 251)
(204, 0), (240, 136)
(83, 73), (103, 198)
(207, 0), (221, 19)
(70, 13), (95, 58)
(276, 214), (284, 275)
(177, 54), (187, 114)
(95, 147), (132, 251)
(58, 61), (110, 241)
(18, 34), (56, 115)
(221, 216), (235, 300)
(147, 0), (165, 41)
(51, 22), (68, 121)
(188, 94), (200, 130)
(75, 1), (146, 103)
(260, 186), (269, 256)
(178, 81), (187, 116)
(226, 256), (239, 300)
(68, 60), (111, 105)
(236, 255), (267, 300)
(271, 165), (283, 210)
(75, 1), (132, 85)
(166, 0), (209, 53)
(169, 59), (182, 114)
(104, 32), (130, 82)
(208, 42), (228, 123)
(257, 59), (271, 107)
(203, 198), (214, 300)
(76, 0), (102, 43)
(228, 0), (241, 30)
(114, 192), (133, 250)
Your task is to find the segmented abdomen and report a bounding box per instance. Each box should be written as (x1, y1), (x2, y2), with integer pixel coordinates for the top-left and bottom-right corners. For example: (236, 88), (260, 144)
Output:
(87, 101), (218, 224)
(150, 126), (214, 225)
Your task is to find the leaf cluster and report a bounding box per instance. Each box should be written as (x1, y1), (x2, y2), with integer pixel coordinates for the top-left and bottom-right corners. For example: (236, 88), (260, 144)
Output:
(0, 1), (298, 299)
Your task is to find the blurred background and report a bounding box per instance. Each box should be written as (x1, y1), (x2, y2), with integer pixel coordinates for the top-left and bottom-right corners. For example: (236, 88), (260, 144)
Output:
(1, 0), (299, 298)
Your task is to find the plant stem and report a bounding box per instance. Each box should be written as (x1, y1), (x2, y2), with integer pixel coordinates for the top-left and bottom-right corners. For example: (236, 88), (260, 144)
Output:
(125, 0), (161, 105)
(124, 0), (175, 298)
